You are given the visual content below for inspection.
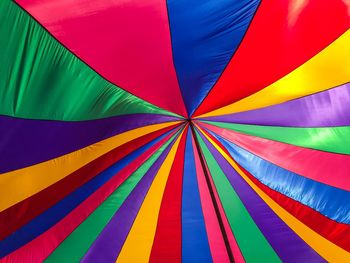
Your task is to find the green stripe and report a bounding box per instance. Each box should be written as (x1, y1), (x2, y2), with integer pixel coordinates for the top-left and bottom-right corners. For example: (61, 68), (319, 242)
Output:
(44, 134), (175, 263)
(203, 121), (350, 155)
(195, 130), (281, 263)
(0, 1), (179, 121)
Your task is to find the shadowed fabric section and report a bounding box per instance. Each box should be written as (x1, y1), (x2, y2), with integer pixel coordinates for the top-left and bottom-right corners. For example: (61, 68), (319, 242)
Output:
(202, 83), (350, 127)
(0, 114), (180, 173)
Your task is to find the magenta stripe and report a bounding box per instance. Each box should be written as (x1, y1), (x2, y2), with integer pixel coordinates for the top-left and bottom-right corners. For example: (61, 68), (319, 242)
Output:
(197, 128), (325, 263)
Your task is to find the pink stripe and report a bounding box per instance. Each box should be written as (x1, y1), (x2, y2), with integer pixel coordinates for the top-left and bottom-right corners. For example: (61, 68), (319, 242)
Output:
(16, 0), (187, 117)
(2, 130), (177, 263)
(200, 122), (350, 191)
(194, 134), (245, 263)
(192, 136), (229, 263)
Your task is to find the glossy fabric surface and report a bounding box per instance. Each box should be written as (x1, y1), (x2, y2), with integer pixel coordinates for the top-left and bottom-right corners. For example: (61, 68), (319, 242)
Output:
(1, 0), (350, 262)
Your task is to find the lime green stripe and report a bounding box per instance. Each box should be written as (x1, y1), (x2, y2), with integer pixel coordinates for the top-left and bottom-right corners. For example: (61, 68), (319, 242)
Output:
(195, 130), (281, 263)
(0, 1), (178, 121)
(44, 135), (175, 263)
(204, 121), (350, 155)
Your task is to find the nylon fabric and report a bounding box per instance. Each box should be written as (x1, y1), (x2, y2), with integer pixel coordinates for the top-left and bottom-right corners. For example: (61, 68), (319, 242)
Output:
(182, 129), (212, 263)
(204, 121), (350, 154)
(199, 153), (246, 263)
(80, 134), (179, 263)
(198, 126), (350, 262)
(2, 131), (179, 263)
(44, 130), (178, 263)
(213, 133), (350, 224)
(0, 125), (177, 241)
(149, 126), (188, 263)
(197, 126), (326, 262)
(199, 122), (350, 191)
(195, 0), (350, 116)
(237, 163), (350, 252)
(202, 83), (350, 127)
(15, 0), (187, 116)
(0, 121), (180, 213)
(166, 0), (260, 115)
(199, 29), (350, 118)
(0, 114), (179, 173)
(0, 128), (171, 257)
(194, 130), (281, 263)
(0, 1), (179, 121)
(2, 0), (350, 261)
(116, 129), (184, 262)
(192, 134), (230, 263)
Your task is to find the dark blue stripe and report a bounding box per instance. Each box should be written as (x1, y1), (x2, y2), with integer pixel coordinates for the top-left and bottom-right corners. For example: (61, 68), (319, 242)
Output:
(0, 129), (173, 257)
(182, 129), (212, 262)
(167, 0), (260, 115)
(211, 130), (350, 224)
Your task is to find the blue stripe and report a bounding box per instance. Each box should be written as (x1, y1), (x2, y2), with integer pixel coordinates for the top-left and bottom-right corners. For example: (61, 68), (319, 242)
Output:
(167, 0), (260, 115)
(211, 131), (350, 224)
(0, 130), (173, 257)
(182, 129), (212, 262)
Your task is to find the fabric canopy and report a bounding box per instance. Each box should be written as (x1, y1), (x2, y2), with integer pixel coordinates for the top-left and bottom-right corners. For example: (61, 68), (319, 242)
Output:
(0, 0), (350, 262)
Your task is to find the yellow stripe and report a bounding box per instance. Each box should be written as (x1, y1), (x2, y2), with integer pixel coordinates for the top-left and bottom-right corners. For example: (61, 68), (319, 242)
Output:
(116, 129), (184, 263)
(0, 121), (180, 212)
(199, 29), (350, 118)
(195, 124), (350, 262)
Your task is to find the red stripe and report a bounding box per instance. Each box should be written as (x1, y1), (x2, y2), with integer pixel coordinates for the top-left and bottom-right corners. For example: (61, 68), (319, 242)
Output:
(0, 124), (179, 240)
(2, 126), (180, 263)
(149, 125), (188, 263)
(196, 122), (350, 251)
(237, 164), (350, 252)
(191, 132), (231, 262)
(199, 121), (350, 191)
(194, 125), (245, 262)
(194, 0), (350, 116)
(194, 122), (231, 157)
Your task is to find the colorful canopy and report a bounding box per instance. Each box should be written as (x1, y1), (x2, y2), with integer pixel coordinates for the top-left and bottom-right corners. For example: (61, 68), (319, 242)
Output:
(1, 0), (350, 262)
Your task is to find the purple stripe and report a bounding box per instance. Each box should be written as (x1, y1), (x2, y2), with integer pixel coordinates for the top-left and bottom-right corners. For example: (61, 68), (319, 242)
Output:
(81, 136), (175, 263)
(0, 114), (179, 173)
(203, 83), (350, 127)
(197, 129), (325, 263)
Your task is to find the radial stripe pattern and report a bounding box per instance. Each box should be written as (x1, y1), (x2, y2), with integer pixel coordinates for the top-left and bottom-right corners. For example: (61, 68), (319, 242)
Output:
(1, 0), (350, 262)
